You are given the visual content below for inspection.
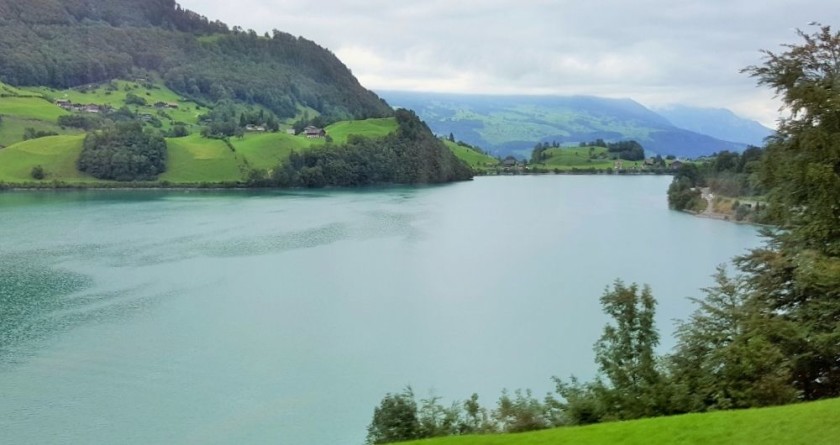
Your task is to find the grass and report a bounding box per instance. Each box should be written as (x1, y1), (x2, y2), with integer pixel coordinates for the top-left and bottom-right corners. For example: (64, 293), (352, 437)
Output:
(232, 132), (321, 171)
(24, 80), (204, 130)
(159, 134), (245, 183)
(400, 398), (840, 445)
(0, 96), (68, 122)
(0, 117), (82, 148)
(531, 146), (644, 171)
(0, 134), (101, 183)
(325, 117), (398, 144)
(444, 140), (499, 168)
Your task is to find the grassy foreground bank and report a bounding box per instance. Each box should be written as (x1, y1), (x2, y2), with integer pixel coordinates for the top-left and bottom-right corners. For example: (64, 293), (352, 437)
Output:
(397, 398), (839, 445)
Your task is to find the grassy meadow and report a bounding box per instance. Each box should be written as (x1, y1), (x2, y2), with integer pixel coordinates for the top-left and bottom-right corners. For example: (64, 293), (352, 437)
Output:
(0, 134), (99, 183)
(399, 398), (840, 445)
(531, 146), (638, 171)
(159, 134), (245, 183)
(444, 140), (499, 169)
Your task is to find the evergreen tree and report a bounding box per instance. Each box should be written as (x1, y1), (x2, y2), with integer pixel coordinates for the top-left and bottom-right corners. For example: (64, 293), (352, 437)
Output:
(738, 24), (840, 400)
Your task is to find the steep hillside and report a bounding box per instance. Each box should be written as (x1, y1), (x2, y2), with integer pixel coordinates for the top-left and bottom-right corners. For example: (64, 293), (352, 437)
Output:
(380, 91), (747, 158)
(654, 105), (774, 147)
(0, 0), (392, 121)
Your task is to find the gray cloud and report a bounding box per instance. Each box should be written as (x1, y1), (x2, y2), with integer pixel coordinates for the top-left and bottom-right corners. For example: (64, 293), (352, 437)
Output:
(177, 0), (839, 126)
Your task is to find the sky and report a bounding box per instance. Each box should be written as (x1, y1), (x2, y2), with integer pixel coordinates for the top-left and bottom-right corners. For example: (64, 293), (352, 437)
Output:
(177, 0), (838, 127)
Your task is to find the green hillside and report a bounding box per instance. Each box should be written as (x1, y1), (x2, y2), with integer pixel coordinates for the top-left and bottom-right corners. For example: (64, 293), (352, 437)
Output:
(444, 140), (499, 169)
(326, 118), (399, 144)
(0, 1), (473, 188)
(159, 135), (244, 183)
(0, 0), (393, 122)
(399, 398), (840, 445)
(231, 118), (398, 171)
(0, 134), (98, 183)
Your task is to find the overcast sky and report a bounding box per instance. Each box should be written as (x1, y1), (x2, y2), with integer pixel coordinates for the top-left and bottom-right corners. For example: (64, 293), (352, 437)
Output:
(177, 0), (837, 127)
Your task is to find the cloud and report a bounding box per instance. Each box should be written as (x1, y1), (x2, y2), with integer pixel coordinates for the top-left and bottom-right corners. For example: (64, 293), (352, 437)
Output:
(176, 0), (838, 127)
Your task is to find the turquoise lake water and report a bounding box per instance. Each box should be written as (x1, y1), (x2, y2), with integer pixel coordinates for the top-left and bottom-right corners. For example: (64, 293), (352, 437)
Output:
(0, 176), (762, 444)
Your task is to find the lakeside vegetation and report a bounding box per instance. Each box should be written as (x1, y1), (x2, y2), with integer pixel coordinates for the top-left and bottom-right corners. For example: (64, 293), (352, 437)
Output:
(366, 25), (840, 445)
(394, 398), (840, 445)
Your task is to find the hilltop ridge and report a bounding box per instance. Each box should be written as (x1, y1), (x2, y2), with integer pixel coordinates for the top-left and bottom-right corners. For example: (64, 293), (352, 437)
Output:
(0, 0), (392, 121)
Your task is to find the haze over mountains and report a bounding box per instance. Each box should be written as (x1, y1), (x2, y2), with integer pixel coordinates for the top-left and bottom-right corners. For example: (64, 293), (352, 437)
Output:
(379, 91), (773, 159)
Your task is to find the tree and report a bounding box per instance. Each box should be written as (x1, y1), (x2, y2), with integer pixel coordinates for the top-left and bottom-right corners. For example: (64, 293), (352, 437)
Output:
(668, 267), (798, 411)
(366, 387), (421, 445)
(738, 24), (840, 400)
(593, 281), (662, 419)
(30, 165), (45, 180)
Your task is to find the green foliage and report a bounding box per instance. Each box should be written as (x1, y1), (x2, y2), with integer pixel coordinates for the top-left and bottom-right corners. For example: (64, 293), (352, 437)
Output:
(124, 92), (147, 106)
(736, 25), (840, 400)
(272, 109), (473, 187)
(667, 177), (704, 211)
(367, 387), (422, 445)
(30, 164), (45, 179)
(592, 281), (662, 420)
(0, 0), (392, 121)
(77, 121), (166, 180)
(668, 267), (798, 411)
(58, 114), (103, 130)
(23, 127), (58, 140)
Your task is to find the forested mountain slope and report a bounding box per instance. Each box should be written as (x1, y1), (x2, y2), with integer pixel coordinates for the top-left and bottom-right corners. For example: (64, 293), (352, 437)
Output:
(0, 0), (392, 121)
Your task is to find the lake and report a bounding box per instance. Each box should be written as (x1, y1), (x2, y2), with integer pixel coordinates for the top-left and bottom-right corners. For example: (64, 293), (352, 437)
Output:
(0, 176), (762, 444)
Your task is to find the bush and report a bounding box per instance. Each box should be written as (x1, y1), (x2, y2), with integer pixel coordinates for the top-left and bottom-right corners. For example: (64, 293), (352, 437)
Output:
(30, 165), (45, 180)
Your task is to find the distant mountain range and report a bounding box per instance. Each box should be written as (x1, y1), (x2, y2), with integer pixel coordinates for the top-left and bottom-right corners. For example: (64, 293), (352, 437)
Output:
(653, 105), (774, 148)
(378, 92), (774, 159)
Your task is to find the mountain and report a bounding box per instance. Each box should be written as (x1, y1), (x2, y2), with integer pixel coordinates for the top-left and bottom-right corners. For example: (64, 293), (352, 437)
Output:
(0, 0), (392, 121)
(0, 1), (473, 187)
(378, 91), (748, 159)
(654, 105), (774, 147)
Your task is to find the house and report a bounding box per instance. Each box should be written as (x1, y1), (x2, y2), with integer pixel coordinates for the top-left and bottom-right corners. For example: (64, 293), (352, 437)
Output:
(83, 104), (101, 113)
(166, 102), (179, 109)
(245, 124), (266, 132)
(670, 160), (684, 170)
(55, 99), (71, 109)
(304, 126), (326, 138)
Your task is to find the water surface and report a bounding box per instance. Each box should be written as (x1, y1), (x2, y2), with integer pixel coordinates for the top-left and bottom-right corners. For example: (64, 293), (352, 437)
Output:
(0, 176), (762, 444)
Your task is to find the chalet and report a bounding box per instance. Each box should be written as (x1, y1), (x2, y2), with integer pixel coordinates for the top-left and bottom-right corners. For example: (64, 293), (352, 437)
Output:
(83, 104), (102, 113)
(644, 158), (656, 166)
(55, 99), (71, 109)
(245, 124), (266, 132)
(304, 126), (326, 138)
(670, 160), (684, 170)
